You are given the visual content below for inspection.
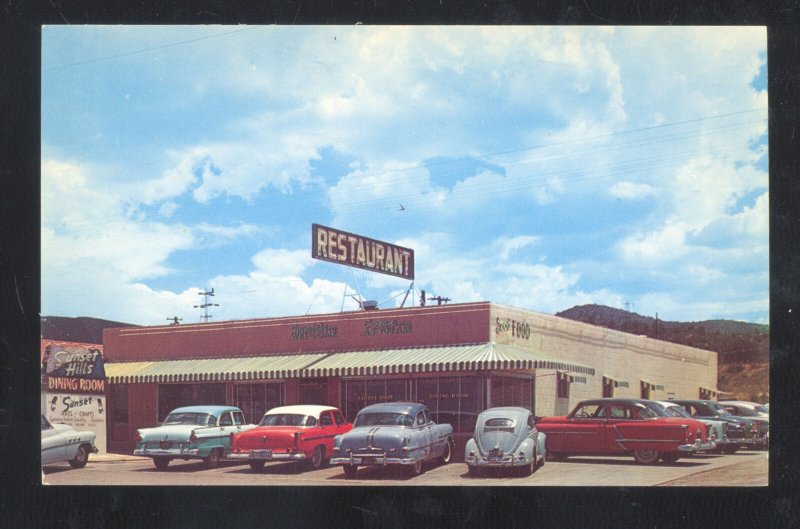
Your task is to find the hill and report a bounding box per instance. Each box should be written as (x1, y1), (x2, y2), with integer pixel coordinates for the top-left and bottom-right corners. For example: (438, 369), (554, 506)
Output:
(40, 316), (137, 344)
(555, 305), (769, 402)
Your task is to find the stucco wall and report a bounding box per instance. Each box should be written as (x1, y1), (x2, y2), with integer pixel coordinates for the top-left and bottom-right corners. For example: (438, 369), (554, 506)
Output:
(491, 304), (718, 416)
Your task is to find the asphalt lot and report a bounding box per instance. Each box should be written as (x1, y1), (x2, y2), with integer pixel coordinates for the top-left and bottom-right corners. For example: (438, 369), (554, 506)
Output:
(42, 449), (768, 487)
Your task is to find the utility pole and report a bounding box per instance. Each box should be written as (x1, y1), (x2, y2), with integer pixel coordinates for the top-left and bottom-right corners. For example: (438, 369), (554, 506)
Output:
(194, 288), (219, 323)
(166, 316), (182, 325)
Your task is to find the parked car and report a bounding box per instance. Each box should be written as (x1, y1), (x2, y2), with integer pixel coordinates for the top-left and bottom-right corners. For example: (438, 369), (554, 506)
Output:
(134, 405), (255, 469)
(719, 400), (770, 418)
(656, 401), (732, 453)
(41, 414), (98, 468)
(670, 399), (766, 451)
(536, 398), (714, 464)
(330, 402), (454, 478)
(229, 405), (352, 471)
(717, 400), (769, 448)
(464, 407), (546, 477)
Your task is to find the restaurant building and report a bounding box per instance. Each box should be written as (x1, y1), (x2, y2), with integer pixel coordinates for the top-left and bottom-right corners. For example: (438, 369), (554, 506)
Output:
(102, 301), (719, 454)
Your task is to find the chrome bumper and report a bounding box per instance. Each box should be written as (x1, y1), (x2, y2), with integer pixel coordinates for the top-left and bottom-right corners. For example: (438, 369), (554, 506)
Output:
(330, 454), (416, 466)
(227, 451), (306, 462)
(134, 447), (201, 457)
(465, 454), (532, 468)
(677, 440), (716, 452)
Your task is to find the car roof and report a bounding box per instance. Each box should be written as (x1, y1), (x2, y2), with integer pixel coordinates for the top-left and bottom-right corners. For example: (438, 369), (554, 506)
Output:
(169, 405), (241, 415)
(265, 405), (338, 417)
(577, 398), (653, 407)
(357, 402), (426, 415)
(478, 406), (531, 418)
(719, 400), (761, 407)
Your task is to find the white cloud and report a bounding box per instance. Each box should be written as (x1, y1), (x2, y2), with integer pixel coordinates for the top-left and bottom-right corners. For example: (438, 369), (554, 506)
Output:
(610, 181), (657, 200)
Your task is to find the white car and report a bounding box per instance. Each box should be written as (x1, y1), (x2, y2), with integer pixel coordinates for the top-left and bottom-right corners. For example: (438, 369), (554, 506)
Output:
(41, 414), (98, 468)
(656, 401), (726, 452)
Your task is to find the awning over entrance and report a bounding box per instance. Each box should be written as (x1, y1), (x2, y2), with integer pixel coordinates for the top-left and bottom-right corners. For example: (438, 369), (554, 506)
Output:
(603, 375), (630, 388)
(105, 353), (328, 384)
(104, 342), (595, 383)
(301, 342), (595, 377)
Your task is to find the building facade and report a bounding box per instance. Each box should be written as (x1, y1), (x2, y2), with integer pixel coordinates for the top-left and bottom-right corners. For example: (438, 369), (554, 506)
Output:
(102, 301), (718, 454)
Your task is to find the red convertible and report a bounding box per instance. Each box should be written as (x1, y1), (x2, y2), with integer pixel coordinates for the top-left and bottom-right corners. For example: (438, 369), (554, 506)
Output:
(229, 405), (352, 471)
(536, 398), (715, 464)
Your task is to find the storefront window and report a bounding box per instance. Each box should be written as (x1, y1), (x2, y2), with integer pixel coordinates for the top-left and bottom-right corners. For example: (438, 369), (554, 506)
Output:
(157, 383), (226, 422)
(413, 376), (483, 434)
(235, 382), (284, 424)
(300, 379), (327, 405)
(492, 375), (533, 410)
(343, 379), (411, 421)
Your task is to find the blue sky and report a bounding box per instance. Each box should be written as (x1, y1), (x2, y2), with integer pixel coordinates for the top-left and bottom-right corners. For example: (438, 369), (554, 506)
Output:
(41, 26), (768, 326)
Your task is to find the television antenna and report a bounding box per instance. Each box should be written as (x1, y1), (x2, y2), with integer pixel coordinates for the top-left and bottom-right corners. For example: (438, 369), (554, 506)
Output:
(194, 288), (220, 323)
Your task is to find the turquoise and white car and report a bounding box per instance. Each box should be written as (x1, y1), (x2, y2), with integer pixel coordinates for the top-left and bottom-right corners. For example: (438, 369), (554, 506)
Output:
(134, 405), (255, 469)
(41, 414), (98, 469)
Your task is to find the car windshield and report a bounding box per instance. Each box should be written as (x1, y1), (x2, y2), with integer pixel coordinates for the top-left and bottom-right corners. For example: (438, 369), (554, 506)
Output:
(354, 412), (414, 427)
(662, 405), (692, 418)
(483, 418), (516, 432)
(260, 414), (315, 426)
(163, 412), (213, 426)
(638, 403), (667, 419)
(708, 402), (732, 416)
(727, 406), (760, 417)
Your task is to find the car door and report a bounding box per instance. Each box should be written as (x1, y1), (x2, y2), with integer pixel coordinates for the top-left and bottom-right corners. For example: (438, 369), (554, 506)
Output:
(559, 402), (606, 453)
(332, 409), (351, 436)
(41, 415), (66, 464)
(416, 409), (434, 460)
(318, 410), (335, 452)
(600, 402), (638, 453)
(217, 411), (234, 449)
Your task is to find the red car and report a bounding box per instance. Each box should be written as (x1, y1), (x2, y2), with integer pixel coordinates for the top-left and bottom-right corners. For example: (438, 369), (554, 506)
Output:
(229, 405), (352, 471)
(536, 398), (715, 464)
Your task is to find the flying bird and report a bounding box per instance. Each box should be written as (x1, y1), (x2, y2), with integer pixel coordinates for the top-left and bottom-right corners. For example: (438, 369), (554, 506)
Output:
(399, 204), (405, 211)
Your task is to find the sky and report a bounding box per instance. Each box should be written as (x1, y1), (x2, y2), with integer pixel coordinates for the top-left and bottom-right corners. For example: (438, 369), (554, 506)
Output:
(41, 25), (768, 326)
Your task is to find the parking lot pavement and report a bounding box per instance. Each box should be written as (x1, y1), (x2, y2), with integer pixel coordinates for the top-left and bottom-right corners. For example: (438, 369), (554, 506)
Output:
(43, 450), (768, 487)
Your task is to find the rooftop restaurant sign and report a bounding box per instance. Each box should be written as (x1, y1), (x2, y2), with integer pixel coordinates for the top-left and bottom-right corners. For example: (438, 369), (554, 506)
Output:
(312, 223), (414, 280)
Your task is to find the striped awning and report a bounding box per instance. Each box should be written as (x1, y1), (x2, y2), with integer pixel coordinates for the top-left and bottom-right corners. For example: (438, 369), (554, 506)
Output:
(104, 342), (595, 384)
(301, 343), (595, 378)
(105, 353), (328, 384)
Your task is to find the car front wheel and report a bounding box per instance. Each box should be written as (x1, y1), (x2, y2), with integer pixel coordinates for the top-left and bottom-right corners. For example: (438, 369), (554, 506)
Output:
(405, 458), (423, 477)
(633, 448), (661, 464)
(68, 444), (89, 468)
(343, 464), (358, 479)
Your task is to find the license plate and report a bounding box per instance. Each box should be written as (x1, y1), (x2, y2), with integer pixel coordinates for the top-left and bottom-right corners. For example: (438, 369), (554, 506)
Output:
(361, 456), (382, 465)
(489, 455), (502, 462)
(160, 441), (172, 449)
(250, 449), (272, 460)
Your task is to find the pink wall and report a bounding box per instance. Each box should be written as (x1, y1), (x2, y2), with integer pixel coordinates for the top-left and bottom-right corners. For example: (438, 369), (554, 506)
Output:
(103, 302), (492, 362)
